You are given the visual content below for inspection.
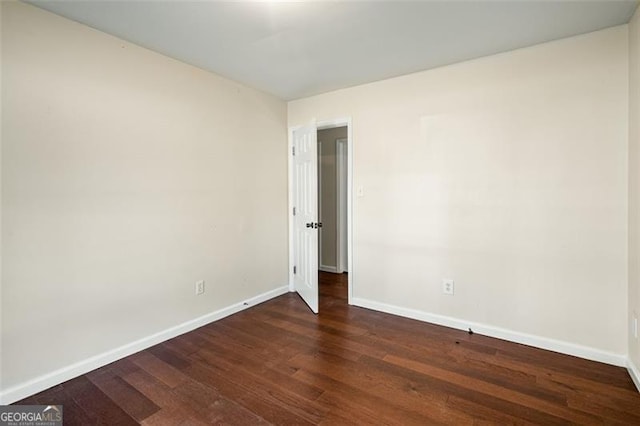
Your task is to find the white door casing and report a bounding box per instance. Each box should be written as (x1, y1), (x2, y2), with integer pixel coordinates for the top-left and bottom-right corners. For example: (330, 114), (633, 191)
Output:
(336, 138), (348, 273)
(292, 122), (319, 313)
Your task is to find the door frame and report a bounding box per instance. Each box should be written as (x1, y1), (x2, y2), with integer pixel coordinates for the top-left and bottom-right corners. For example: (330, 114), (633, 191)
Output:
(336, 137), (348, 274)
(288, 117), (354, 305)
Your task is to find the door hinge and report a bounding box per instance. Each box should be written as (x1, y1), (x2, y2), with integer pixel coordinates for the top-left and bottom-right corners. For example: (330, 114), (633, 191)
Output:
(293, 207), (296, 216)
(292, 146), (296, 156)
(293, 266), (297, 274)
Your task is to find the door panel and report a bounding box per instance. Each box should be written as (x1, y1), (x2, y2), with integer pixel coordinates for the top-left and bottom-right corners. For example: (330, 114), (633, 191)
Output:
(292, 122), (318, 313)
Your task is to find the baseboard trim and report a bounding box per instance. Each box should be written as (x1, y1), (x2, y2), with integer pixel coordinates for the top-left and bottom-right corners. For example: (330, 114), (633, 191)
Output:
(0, 285), (289, 405)
(351, 297), (627, 367)
(319, 265), (339, 273)
(628, 358), (640, 392)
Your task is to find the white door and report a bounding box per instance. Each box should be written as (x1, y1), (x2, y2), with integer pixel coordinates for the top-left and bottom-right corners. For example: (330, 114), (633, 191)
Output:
(292, 122), (319, 313)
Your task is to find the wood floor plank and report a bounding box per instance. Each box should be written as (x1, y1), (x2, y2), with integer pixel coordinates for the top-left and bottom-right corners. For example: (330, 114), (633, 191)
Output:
(14, 272), (640, 424)
(364, 338), (568, 405)
(192, 349), (328, 423)
(215, 313), (364, 363)
(172, 379), (270, 425)
(129, 351), (189, 388)
(293, 368), (459, 426)
(67, 376), (139, 425)
(140, 407), (209, 426)
(254, 310), (388, 359)
(383, 353), (598, 424)
(148, 344), (192, 371)
(199, 321), (311, 368)
(497, 346), (635, 390)
(87, 367), (160, 422)
(183, 362), (316, 425)
(194, 340), (325, 402)
(288, 350), (476, 425)
(445, 394), (537, 426)
(31, 383), (97, 425)
(122, 369), (225, 425)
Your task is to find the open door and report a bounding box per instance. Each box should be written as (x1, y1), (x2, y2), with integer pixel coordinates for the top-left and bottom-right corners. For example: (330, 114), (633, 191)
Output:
(292, 122), (319, 313)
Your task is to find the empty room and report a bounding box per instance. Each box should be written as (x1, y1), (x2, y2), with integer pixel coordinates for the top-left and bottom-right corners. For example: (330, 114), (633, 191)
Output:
(2, 0), (640, 424)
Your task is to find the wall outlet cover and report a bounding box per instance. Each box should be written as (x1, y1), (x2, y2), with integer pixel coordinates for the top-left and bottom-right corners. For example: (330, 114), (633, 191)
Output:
(442, 279), (454, 295)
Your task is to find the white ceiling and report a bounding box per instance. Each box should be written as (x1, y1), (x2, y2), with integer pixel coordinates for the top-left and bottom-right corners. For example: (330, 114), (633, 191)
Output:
(30, 1), (639, 101)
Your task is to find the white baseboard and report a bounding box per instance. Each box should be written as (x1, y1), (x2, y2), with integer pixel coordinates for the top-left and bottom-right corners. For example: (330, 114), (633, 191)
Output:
(319, 265), (339, 273)
(628, 358), (640, 392)
(351, 297), (627, 367)
(0, 285), (289, 405)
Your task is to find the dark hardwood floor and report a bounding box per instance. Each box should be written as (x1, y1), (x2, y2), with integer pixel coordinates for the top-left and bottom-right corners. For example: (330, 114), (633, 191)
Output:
(16, 272), (640, 424)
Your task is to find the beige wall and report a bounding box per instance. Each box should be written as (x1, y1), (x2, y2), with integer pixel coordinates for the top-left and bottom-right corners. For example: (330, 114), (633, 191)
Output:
(289, 26), (629, 357)
(318, 126), (347, 270)
(630, 6), (640, 370)
(1, 1), (287, 393)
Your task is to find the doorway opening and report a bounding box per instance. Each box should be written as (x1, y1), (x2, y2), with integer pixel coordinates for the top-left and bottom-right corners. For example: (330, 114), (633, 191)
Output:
(318, 126), (349, 307)
(288, 118), (353, 314)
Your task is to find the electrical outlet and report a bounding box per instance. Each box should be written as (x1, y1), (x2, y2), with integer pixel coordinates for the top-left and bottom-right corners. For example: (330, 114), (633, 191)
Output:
(442, 279), (454, 295)
(195, 280), (205, 295)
